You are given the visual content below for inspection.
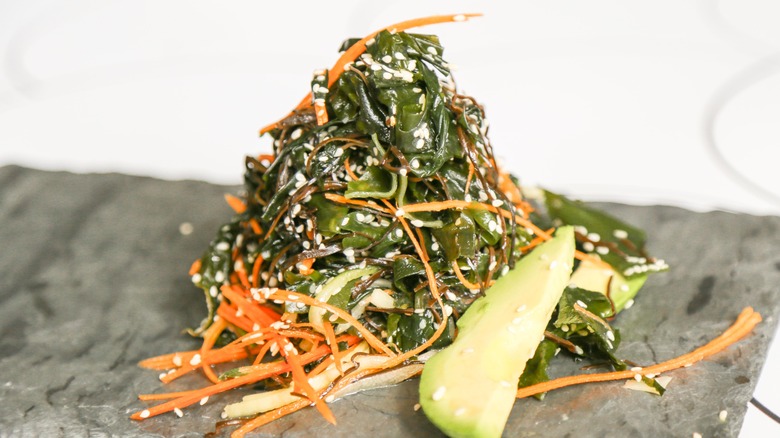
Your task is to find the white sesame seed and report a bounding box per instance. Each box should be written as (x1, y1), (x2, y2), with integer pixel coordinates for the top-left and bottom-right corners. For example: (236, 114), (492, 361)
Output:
(549, 260), (559, 270)
(432, 386), (447, 401)
(189, 354), (201, 366)
(453, 14), (466, 22)
(291, 128), (302, 140)
(410, 159), (420, 169)
(221, 411), (228, 419)
(488, 221), (497, 232)
(399, 168), (408, 176)
(634, 374), (642, 382)
(607, 330), (615, 341)
(191, 273), (202, 284)
(395, 208), (405, 217)
(140, 409), (150, 419)
(613, 229), (629, 239)
(411, 219), (424, 227)
(491, 199), (503, 207)
(172, 355), (182, 367)
(454, 407), (467, 416)
(174, 407), (183, 418)
(624, 299), (635, 309)
(431, 242), (439, 251)
(693, 433), (702, 438)
(209, 286), (218, 298)
(179, 222), (194, 235)
(582, 242), (595, 252)
(574, 346), (584, 355)
(215, 241), (230, 252)
(427, 46), (437, 55)
(443, 305), (453, 317)
(575, 300), (587, 308)
(199, 396), (209, 406)
(302, 241), (311, 249)
(719, 410), (727, 422)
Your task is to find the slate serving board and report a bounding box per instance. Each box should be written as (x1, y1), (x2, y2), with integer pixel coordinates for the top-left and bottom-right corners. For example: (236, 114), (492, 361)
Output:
(1, 165), (778, 438)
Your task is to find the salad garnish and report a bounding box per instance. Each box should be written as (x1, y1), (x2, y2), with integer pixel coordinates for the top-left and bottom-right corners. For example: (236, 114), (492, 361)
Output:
(132, 14), (761, 438)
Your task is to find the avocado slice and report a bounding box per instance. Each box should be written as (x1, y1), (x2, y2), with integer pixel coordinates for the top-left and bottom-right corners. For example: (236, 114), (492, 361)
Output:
(419, 226), (575, 438)
(568, 258), (646, 314)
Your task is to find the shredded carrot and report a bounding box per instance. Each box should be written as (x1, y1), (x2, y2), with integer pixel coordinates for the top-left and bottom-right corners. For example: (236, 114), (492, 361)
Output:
(451, 260), (484, 291)
(516, 307), (762, 399)
(188, 259), (202, 276)
(199, 318), (228, 384)
(260, 14), (481, 135)
(297, 258), (315, 275)
(324, 193), (391, 214)
(267, 289), (394, 357)
(322, 319), (344, 375)
(224, 193), (247, 214)
(132, 340), (356, 420)
(251, 254), (264, 288)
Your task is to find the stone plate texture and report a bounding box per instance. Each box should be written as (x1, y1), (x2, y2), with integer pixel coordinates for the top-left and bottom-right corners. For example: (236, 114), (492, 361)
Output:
(1, 166), (778, 437)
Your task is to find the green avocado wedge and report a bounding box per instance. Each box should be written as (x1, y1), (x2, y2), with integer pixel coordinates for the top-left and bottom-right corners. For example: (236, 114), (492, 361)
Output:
(419, 226), (575, 438)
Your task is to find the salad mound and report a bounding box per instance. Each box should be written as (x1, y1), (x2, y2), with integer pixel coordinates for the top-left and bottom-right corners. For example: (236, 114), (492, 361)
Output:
(132, 15), (761, 438)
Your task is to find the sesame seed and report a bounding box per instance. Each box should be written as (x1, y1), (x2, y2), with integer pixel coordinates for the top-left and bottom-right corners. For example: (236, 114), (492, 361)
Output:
(549, 260), (559, 270)
(179, 222), (194, 235)
(215, 241), (230, 252)
(413, 403), (421, 411)
(221, 411), (228, 419)
(634, 374), (642, 382)
(189, 354), (201, 366)
(624, 299), (635, 309)
(382, 55), (392, 63)
(383, 72), (392, 80)
(191, 273), (202, 284)
(431, 242), (439, 251)
(399, 168), (408, 176)
(453, 14), (466, 21)
(432, 386), (447, 401)
(693, 433), (702, 438)
(411, 159), (420, 169)
(574, 346), (584, 355)
(411, 219), (424, 227)
(199, 396), (209, 406)
(140, 409), (150, 419)
(607, 330), (615, 341)
(427, 46), (437, 55)
(491, 199), (503, 207)
(172, 355), (182, 367)
(582, 242), (595, 252)
(325, 395), (335, 403)
(174, 407), (183, 418)
(454, 407), (467, 416)
(575, 300), (587, 308)
(613, 229), (628, 239)
(395, 208), (405, 217)
(488, 221), (497, 232)
(719, 410), (727, 422)
(443, 305), (453, 316)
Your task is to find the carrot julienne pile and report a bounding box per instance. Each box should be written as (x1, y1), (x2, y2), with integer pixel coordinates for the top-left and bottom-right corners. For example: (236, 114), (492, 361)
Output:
(133, 14), (761, 437)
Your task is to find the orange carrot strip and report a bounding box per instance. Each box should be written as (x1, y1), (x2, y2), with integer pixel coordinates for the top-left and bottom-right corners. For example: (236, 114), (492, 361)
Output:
(132, 342), (346, 420)
(322, 319), (343, 375)
(260, 14), (481, 135)
(516, 307), (761, 399)
(221, 285), (281, 327)
(188, 259), (202, 276)
(451, 260), (483, 291)
(297, 258), (315, 275)
(251, 255), (264, 288)
(323, 193), (391, 214)
(267, 289), (394, 357)
(224, 193), (247, 214)
(199, 318), (228, 384)
(249, 218), (263, 235)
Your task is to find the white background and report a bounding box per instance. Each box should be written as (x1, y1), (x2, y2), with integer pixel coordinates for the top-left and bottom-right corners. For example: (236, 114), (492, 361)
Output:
(1, 1), (778, 435)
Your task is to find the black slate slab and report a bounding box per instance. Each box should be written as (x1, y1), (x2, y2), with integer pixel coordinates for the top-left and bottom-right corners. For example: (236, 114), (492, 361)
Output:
(0, 165), (778, 437)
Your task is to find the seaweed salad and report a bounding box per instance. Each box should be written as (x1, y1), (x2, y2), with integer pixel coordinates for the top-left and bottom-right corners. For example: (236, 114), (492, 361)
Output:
(132, 14), (761, 438)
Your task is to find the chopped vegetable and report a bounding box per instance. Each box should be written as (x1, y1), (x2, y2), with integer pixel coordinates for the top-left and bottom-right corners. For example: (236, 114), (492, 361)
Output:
(133, 15), (760, 438)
